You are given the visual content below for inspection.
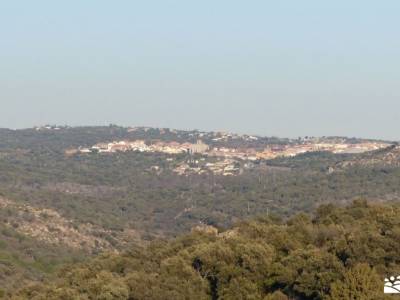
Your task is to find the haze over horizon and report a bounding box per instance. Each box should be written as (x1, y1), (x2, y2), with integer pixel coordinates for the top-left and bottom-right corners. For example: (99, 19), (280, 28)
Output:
(1, 1), (399, 140)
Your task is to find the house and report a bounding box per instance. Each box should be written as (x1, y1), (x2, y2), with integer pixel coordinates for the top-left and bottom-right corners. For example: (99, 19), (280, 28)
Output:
(189, 140), (209, 154)
(92, 143), (109, 152)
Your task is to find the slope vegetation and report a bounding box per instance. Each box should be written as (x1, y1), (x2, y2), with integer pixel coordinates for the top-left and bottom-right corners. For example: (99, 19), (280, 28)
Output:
(13, 201), (398, 300)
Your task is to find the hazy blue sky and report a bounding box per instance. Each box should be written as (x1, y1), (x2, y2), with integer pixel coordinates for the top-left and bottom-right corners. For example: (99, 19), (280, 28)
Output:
(1, 1), (399, 140)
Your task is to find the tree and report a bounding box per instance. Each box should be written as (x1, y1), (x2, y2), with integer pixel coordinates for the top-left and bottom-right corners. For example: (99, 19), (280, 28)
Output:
(329, 264), (388, 300)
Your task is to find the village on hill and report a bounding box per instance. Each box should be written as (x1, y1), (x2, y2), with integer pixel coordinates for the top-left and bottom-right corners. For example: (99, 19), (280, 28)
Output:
(64, 128), (391, 177)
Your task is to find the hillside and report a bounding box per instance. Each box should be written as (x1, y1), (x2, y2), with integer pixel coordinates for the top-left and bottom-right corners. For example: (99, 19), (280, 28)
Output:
(0, 221), (84, 297)
(331, 145), (400, 170)
(11, 201), (398, 299)
(0, 126), (400, 294)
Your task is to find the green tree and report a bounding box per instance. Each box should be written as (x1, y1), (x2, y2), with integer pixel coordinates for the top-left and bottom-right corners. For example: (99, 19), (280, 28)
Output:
(329, 264), (388, 300)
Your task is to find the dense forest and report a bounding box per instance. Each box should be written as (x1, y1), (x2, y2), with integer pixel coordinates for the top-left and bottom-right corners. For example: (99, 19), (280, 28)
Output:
(10, 201), (399, 299)
(0, 127), (399, 298)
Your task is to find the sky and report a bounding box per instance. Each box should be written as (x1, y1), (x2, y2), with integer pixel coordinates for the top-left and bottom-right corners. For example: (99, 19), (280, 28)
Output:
(1, 1), (399, 140)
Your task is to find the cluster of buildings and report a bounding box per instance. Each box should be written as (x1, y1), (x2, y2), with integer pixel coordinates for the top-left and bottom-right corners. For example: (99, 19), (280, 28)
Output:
(208, 147), (259, 161)
(211, 132), (259, 142)
(35, 125), (63, 131)
(204, 142), (389, 161)
(173, 159), (241, 176)
(71, 139), (390, 161)
(313, 142), (390, 154)
(67, 138), (391, 177)
(265, 142), (390, 157)
(76, 140), (209, 155)
(255, 142), (390, 159)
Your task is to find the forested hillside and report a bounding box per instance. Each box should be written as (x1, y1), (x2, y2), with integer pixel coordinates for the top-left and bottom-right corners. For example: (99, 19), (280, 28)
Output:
(0, 221), (84, 297)
(0, 127), (399, 296)
(12, 201), (398, 299)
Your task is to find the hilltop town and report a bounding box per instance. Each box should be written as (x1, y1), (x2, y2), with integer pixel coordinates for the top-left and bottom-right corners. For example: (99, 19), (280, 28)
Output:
(64, 127), (392, 176)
